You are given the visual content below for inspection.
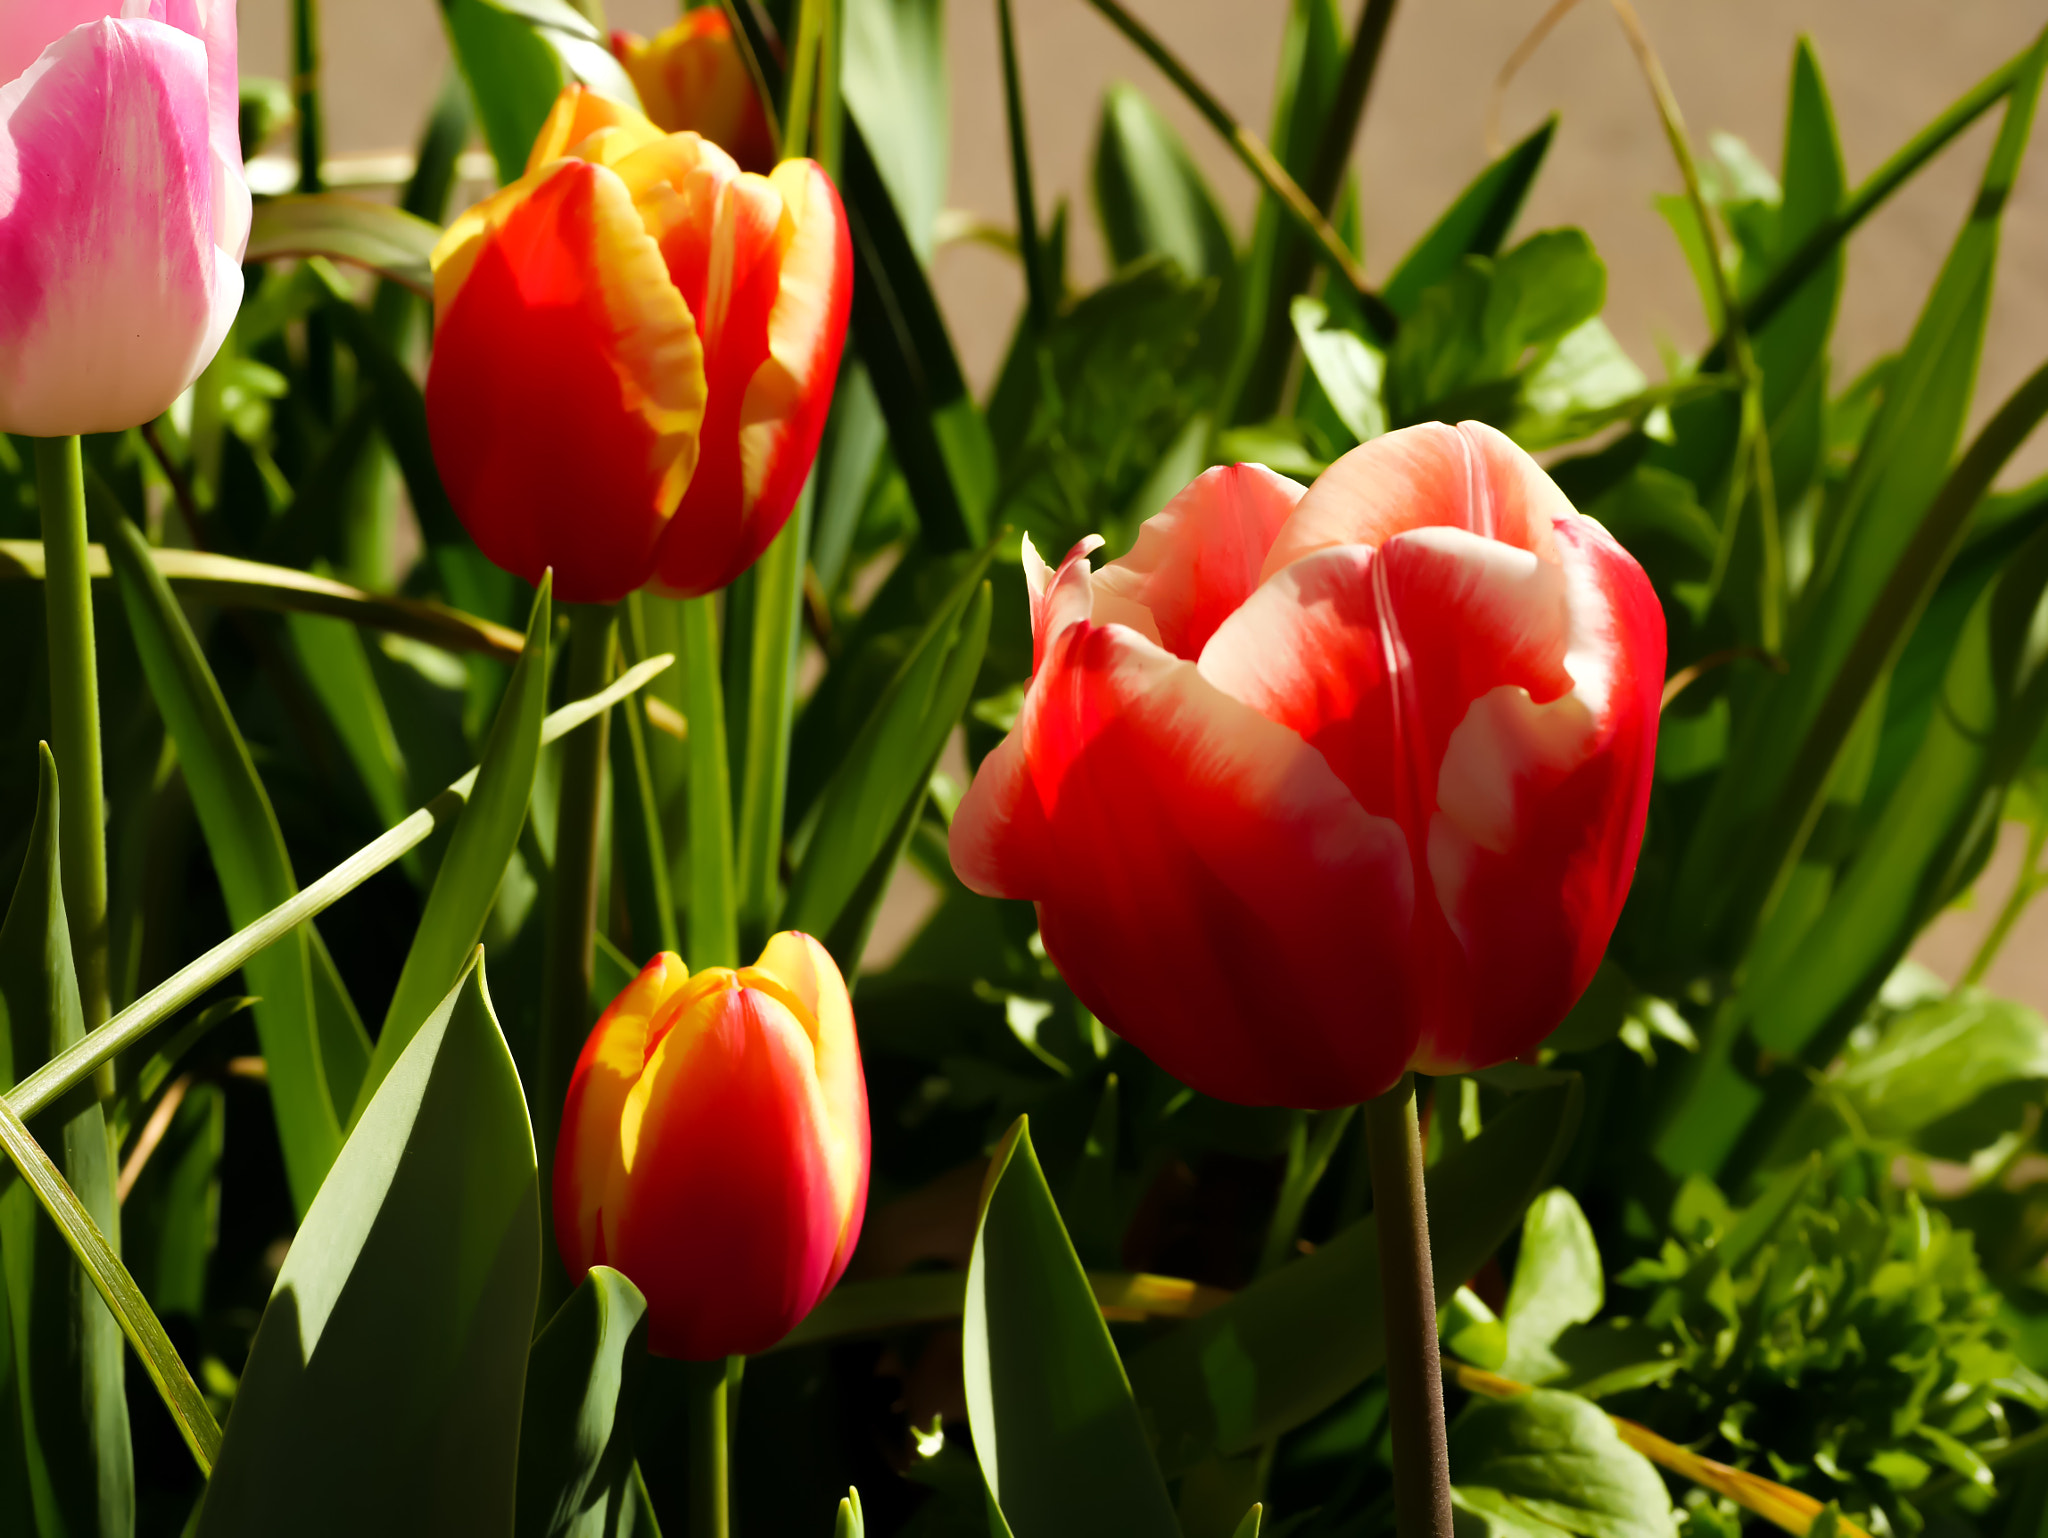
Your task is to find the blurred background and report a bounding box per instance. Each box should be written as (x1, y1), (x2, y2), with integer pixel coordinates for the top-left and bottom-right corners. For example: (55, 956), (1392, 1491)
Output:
(238, 0), (2048, 1007)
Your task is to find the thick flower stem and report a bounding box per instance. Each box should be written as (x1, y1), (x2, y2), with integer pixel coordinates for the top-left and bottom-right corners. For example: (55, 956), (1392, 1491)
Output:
(1363, 1075), (1453, 1538)
(34, 438), (114, 1094)
(536, 602), (618, 1300)
(687, 1355), (737, 1538)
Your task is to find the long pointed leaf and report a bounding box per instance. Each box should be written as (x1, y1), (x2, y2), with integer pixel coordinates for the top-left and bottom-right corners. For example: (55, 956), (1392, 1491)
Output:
(965, 1118), (1179, 1538)
(351, 579), (552, 1123)
(0, 747), (132, 1527)
(102, 513), (363, 1215)
(518, 1266), (650, 1538)
(197, 953), (538, 1534)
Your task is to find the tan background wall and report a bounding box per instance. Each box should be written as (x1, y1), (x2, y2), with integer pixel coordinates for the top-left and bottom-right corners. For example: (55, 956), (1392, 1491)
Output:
(239, 0), (2048, 1007)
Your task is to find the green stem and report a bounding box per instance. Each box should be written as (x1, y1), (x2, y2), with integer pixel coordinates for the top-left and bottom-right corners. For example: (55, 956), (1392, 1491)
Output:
(782, 0), (827, 161)
(1962, 818), (2048, 987)
(682, 597), (739, 970)
(1363, 1076), (1453, 1538)
(34, 439), (113, 1095)
(735, 486), (811, 956)
(292, 0), (323, 192)
(996, 0), (1051, 333)
(687, 1355), (737, 1538)
(816, 0), (845, 176)
(536, 603), (618, 1298)
(1080, 0), (1398, 340)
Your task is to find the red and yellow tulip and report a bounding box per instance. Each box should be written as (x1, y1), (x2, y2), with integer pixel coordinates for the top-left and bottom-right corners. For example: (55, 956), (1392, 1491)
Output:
(425, 86), (851, 603)
(553, 934), (870, 1360)
(612, 10), (777, 174)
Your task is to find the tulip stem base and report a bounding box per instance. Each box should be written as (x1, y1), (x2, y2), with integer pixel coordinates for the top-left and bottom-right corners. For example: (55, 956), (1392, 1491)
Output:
(1363, 1075), (1453, 1538)
(536, 602), (618, 1312)
(686, 1355), (738, 1538)
(33, 437), (113, 1098)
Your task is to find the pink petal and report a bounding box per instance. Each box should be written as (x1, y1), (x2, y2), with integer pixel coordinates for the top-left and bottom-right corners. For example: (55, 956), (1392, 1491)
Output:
(1022, 532), (1103, 675)
(0, 16), (237, 435)
(950, 615), (1417, 1107)
(1260, 420), (1565, 581)
(1090, 462), (1306, 660)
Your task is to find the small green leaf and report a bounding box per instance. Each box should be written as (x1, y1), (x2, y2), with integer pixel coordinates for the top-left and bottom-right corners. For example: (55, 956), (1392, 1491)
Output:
(1291, 295), (1386, 446)
(518, 1267), (651, 1538)
(1231, 1504), (1262, 1538)
(1452, 1390), (1675, 1538)
(834, 1486), (865, 1538)
(965, 1118), (1179, 1538)
(197, 954), (539, 1535)
(351, 579), (551, 1123)
(1094, 83), (1235, 282)
(1501, 1191), (1603, 1384)
(245, 193), (439, 294)
(1384, 117), (1556, 319)
(1829, 989), (2048, 1137)
(1442, 1286), (1509, 1374)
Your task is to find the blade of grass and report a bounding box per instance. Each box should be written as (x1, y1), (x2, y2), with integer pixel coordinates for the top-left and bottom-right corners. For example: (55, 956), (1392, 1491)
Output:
(682, 597), (738, 970)
(4, 660), (674, 1126)
(736, 487), (812, 956)
(0, 1094), (220, 1475)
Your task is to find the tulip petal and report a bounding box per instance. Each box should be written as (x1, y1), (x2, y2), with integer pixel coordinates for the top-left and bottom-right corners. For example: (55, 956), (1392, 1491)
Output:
(615, 981), (851, 1358)
(648, 157), (853, 597)
(1023, 532), (1104, 675)
(614, 11), (777, 172)
(424, 157), (707, 603)
(951, 615), (1417, 1107)
(525, 82), (665, 176)
(743, 931), (869, 1290)
(1260, 420), (1565, 582)
(0, 16), (231, 435)
(1091, 462), (1306, 660)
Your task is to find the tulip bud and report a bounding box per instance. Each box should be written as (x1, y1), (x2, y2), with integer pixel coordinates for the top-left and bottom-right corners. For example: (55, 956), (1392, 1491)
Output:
(0, 0), (250, 436)
(951, 422), (1666, 1110)
(554, 934), (870, 1360)
(425, 85), (851, 603)
(613, 11), (777, 174)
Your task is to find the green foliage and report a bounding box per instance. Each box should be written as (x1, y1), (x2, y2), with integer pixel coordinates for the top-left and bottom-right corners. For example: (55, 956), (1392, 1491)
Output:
(1452, 1391), (1675, 1538)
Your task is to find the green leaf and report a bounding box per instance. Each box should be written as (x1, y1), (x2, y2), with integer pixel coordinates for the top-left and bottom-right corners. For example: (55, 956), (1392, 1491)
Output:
(1127, 1075), (1582, 1472)
(1384, 117), (1556, 319)
(440, 0), (639, 185)
(842, 122), (993, 551)
(1670, 37), (2048, 959)
(0, 747), (133, 1528)
(1291, 295), (1386, 446)
(352, 580), (552, 1123)
(737, 496), (812, 952)
(1231, 1505), (1261, 1538)
(4, 659), (675, 1135)
(842, 0), (948, 259)
(1829, 989), (2048, 1139)
(834, 1487), (865, 1538)
(1442, 1287), (1508, 1373)
(1500, 1191), (1603, 1384)
(1094, 83), (1235, 282)
(680, 596), (737, 970)
(245, 193), (439, 294)
(782, 558), (994, 950)
(197, 954), (539, 1535)
(102, 511), (366, 1216)
(610, 682), (678, 963)
(1451, 1390), (1675, 1538)
(518, 1266), (651, 1538)
(288, 609), (414, 839)
(964, 1118), (1179, 1538)
(120, 1080), (224, 1321)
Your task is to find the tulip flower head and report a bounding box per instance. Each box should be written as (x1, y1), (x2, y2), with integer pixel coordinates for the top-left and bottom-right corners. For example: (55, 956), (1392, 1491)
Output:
(951, 422), (1666, 1109)
(425, 85), (852, 604)
(613, 11), (778, 173)
(554, 933), (870, 1360)
(0, 0), (250, 436)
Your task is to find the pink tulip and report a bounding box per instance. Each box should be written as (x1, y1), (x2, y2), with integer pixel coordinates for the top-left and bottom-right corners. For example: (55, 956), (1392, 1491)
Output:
(950, 422), (1666, 1110)
(0, 0), (248, 436)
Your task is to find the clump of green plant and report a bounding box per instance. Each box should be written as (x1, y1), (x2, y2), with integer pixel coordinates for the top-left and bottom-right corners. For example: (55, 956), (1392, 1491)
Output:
(1601, 1157), (2047, 1532)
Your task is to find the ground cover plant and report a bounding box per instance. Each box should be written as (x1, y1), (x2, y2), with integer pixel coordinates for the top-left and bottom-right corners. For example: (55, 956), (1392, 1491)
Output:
(2, 1), (2048, 1537)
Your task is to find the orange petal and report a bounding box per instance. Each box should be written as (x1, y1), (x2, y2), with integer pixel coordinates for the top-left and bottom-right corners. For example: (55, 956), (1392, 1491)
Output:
(525, 82), (665, 177)
(613, 10), (778, 172)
